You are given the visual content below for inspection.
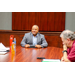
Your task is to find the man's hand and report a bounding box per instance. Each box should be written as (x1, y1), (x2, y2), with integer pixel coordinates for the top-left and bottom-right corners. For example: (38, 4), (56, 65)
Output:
(35, 45), (42, 48)
(63, 44), (67, 50)
(25, 44), (30, 48)
(61, 57), (65, 62)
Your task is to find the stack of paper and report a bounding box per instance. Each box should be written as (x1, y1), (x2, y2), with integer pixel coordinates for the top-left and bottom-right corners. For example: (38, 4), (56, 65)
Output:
(0, 43), (10, 54)
(42, 59), (60, 62)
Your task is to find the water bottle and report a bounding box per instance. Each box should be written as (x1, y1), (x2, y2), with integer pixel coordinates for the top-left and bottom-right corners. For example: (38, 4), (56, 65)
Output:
(14, 38), (16, 52)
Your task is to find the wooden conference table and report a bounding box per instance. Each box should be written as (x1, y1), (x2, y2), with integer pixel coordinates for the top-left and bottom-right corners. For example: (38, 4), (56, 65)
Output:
(0, 46), (63, 62)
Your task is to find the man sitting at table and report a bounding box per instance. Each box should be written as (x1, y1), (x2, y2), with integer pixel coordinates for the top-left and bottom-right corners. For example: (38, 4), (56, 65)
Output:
(21, 25), (48, 48)
(60, 30), (75, 62)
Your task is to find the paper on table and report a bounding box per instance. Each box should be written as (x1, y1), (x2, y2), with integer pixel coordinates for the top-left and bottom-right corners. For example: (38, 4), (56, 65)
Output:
(42, 59), (60, 62)
(0, 43), (10, 52)
(0, 52), (7, 54)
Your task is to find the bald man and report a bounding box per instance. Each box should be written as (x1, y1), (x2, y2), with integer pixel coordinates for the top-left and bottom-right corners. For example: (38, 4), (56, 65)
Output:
(21, 25), (48, 48)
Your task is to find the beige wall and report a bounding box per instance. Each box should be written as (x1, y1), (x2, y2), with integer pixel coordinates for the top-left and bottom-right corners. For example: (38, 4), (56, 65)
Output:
(0, 12), (12, 30)
(65, 12), (75, 31)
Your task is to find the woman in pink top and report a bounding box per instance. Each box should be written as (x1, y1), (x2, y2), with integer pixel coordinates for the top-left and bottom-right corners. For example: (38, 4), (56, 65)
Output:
(60, 30), (75, 62)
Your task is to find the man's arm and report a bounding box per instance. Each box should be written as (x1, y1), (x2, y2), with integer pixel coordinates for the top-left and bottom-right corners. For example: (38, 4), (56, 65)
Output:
(40, 35), (48, 48)
(21, 34), (29, 47)
(21, 33), (36, 48)
(61, 45), (71, 62)
(62, 52), (71, 62)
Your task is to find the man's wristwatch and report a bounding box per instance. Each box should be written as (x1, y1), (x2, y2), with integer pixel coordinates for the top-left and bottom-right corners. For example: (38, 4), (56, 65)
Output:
(62, 50), (67, 53)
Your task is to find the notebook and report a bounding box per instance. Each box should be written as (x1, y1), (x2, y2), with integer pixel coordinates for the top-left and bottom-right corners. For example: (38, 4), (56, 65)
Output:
(42, 59), (60, 62)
